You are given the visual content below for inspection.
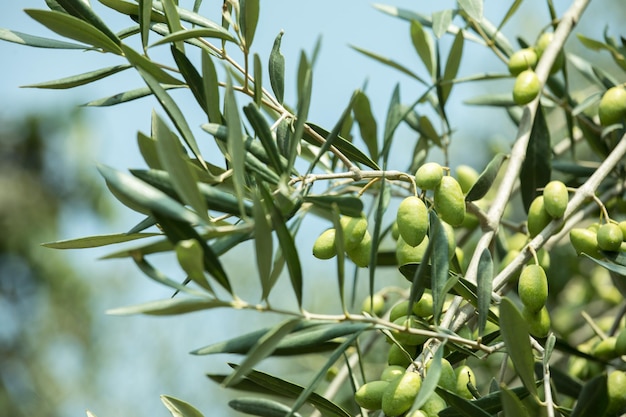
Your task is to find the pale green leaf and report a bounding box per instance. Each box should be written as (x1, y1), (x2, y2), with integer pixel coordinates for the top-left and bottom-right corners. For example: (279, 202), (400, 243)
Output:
(0, 28), (87, 49)
(432, 9), (453, 39)
(23, 64), (131, 89)
(352, 91), (378, 161)
(413, 346), (443, 410)
(458, 0), (483, 21)
(42, 233), (159, 249)
(497, 0), (524, 32)
(239, 0), (259, 51)
(107, 297), (232, 315)
(224, 77), (247, 217)
(83, 85), (185, 107)
(268, 30), (285, 104)
(229, 398), (303, 417)
(441, 30), (464, 103)
(252, 191), (273, 299)
(201, 51), (222, 124)
(161, 395), (205, 417)
(55, 0), (120, 43)
(253, 54), (263, 107)
(410, 19), (435, 77)
(151, 27), (236, 47)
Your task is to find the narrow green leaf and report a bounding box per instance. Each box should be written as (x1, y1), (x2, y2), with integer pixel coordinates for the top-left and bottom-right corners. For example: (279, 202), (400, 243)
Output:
(303, 195), (364, 218)
(259, 184), (302, 307)
(410, 19), (435, 78)
(107, 297), (232, 316)
(224, 77), (247, 217)
(151, 27), (236, 47)
(520, 106), (551, 213)
(153, 111), (209, 223)
(0, 28), (87, 49)
(500, 385), (531, 417)
(97, 164), (204, 225)
(229, 397), (302, 417)
(407, 236), (433, 320)
(161, 395), (205, 417)
(224, 319), (301, 387)
(582, 253), (626, 276)
(201, 51), (222, 124)
(289, 51), (312, 170)
(268, 30), (285, 104)
(437, 387), (491, 417)
(243, 104), (283, 175)
(465, 153), (508, 201)
(175, 239), (214, 294)
(476, 249), (493, 338)
(42, 233), (159, 249)
(330, 205), (346, 313)
(499, 297), (538, 398)
(439, 385), (531, 417)
(171, 46), (207, 115)
(24, 9), (122, 54)
(252, 191), (273, 299)
(350, 45), (427, 85)
(253, 54), (263, 107)
(432, 9), (453, 39)
(239, 0), (259, 51)
(497, 0), (524, 32)
(160, 0), (184, 51)
(381, 84), (403, 161)
(570, 374), (608, 417)
(369, 177), (390, 299)
(23, 64), (131, 89)
(84, 85), (185, 106)
(458, 0), (483, 21)
(441, 30), (464, 104)
(464, 93), (516, 106)
(430, 211), (449, 323)
(352, 91), (379, 161)
(121, 37), (184, 85)
(139, 0), (152, 49)
(55, 0), (120, 44)
(414, 346), (444, 410)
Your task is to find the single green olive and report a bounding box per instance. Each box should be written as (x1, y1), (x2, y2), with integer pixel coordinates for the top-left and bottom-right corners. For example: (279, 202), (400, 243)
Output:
(542, 180), (568, 218)
(340, 215), (368, 251)
(455, 164), (480, 194)
(596, 223), (624, 252)
(569, 228), (603, 259)
(518, 264), (548, 313)
(522, 305), (551, 338)
(607, 370), (626, 414)
(527, 196), (552, 237)
(434, 176), (466, 226)
(361, 293), (385, 315)
(312, 228), (337, 259)
(347, 230), (372, 267)
(396, 235), (430, 266)
(455, 365), (476, 400)
(396, 196), (429, 247)
(508, 47), (538, 76)
(354, 380), (389, 411)
(415, 162), (444, 190)
(592, 336), (619, 360)
(513, 69), (540, 105)
(381, 371), (422, 417)
(598, 86), (626, 127)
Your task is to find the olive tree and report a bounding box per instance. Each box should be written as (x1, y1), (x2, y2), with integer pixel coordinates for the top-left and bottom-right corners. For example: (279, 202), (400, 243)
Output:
(3, 0), (626, 416)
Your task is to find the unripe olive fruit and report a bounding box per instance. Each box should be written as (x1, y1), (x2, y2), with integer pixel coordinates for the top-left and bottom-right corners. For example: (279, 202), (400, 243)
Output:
(522, 305), (551, 338)
(361, 293), (385, 315)
(607, 370), (626, 414)
(592, 336), (618, 360)
(412, 293), (434, 318)
(527, 196), (551, 237)
(391, 221), (400, 240)
(508, 48), (538, 76)
(569, 228), (603, 259)
(618, 221), (626, 239)
(455, 365), (476, 399)
(380, 365), (406, 382)
(387, 343), (413, 367)
(616, 328), (626, 357)
(393, 315), (428, 346)
(513, 69), (540, 105)
(434, 176), (466, 226)
(389, 300), (411, 323)
(542, 180), (568, 218)
(340, 215), (368, 251)
(420, 392), (447, 417)
(396, 235), (429, 266)
(382, 371), (422, 417)
(441, 221), (457, 259)
(354, 380), (389, 410)
(312, 228), (337, 259)
(535, 32), (564, 74)
(397, 196), (429, 247)
(598, 86), (626, 126)
(347, 230), (372, 267)
(426, 358), (456, 392)
(415, 162), (444, 190)
(518, 264), (548, 313)
(406, 411), (428, 417)
(455, 164), (480, 194)
(596, 223), (624, 252)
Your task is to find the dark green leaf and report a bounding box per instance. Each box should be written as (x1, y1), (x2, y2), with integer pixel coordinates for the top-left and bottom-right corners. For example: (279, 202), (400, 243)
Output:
(520, 106), (551, 213)
(171, 46), (207, 115)
(499, 297), (538, 398)
(42, 233), (159, 249)
(139, 0), (152, 49)
(410, 19), (435, 78)
(134, 255), (205, 299)
(430, 211), (450, 322)
(476, 249), (493, 338)
(224, 77), (247, 216)
(201, 51), (222, 124)
(121, 43), (184, 85)
(151, 27), (236, 46)
(161, 0), (184, 51)
(289, 51), (312, 170)
(432, 9), (453, 39)
(381, 84), (403, 161)
(23, 64), (131, 89)
(55, 0), (120, 44)
(583, 253), (626, 276)
(253, 54), (263, 107)
(243, 104), (284, 175)
(353, 91), (379, 161)
(437, 388), (491, 417)
(351, 45), (427, 85)
(107, 296), (232, 316)
(24, 9), (122, 54)
(458, 0), (483, 21)
(500, 385), (530, 417)
(252, 191), (273, 299)
(223, 319), (301, 387)
(268, 30), (285, 104)
(303, 195), (364, 218)
(441, 30), (464, 104)
(570, 374), (608, 417)
(229, 397), (302, 417)
(439, 385), (531, 417)
(83, 85), (185, 106)
(0, 28), (87, 49)
(465, 153), (508, 201)
(161, 395), (205, 417)
(239, 0), (259, 51)
(414, 346), (444, 410)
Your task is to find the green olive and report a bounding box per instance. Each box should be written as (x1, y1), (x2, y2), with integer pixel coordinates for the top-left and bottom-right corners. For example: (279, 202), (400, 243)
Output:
(380, 365), (406, 382)
(391, 221), (400, 240)
(389, 300), (411, 322)
(615, 328), (626, 356)
(415, 162), (444, 190)
(569, 228), (603, 259)
(396, 235), (430, 266)
(513, 69), (540, 105)
(387, 343), (414, 367)
(361, 293), (385, 315)
(396, 196), (429, 247)
(522, 305), (551, 338)
(434, 176), (466, 226)
(543, 180), (568, 218)
(347, 230), (372, 267)
(527, 196), (551, 237)
(618, 221), (626, 240)
(354, 380), (389, 410)
(607, 370), (626, 414)
(412, 293), (434, 318)
(312, 228), (337, 259)
(340, 215), (368, 251)
(455, 164), (480, 194)
(598, 86), (626, 126)
(381, 371), (422, 417)
(455, 365), (476, 399)
(392, 315), (428, 346)
(535, 32), (564, 74)
(420, 392), (447, 417)
(518, 264), (548, 313)
(592, 336), (618, 360)
(508, 48), (538, 76)
(406, 411), (428, 417)
(425, 358), (456, 392)
(596, 223), (624, 252)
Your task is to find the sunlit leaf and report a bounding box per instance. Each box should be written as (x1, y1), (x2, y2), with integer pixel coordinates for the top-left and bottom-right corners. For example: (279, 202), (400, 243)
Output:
(465, 153), (508, 201)
(476, 248), (493, 339)
(161, 395), (205, 417)
(83, 84), (185, 106)
(351, 45), (427, 85)
(229, 397), (302, 417)
(458, 0), (483, 21)
(151, 27), (236, 47)
(430, 211), (449, 322)
(410, 19), (435, 78)
(432, 9), (453, 39)
(353, 90), (379, 160)
(268, 30), (285, 104)
(0, 28), (87, 48)
(239, 0), (259, 51)
(243, 104), (284, 175)
(252, 191), (273, 299)
(42, 232), (159, 249)
(107, 296), (233, 316)
(24, 9), (122, 54)
(223, 319), (301, 387)
(224, 77), (247, 216)
(303, 195), (364, 218)
(499, 297), (538, 398)
(55, 0), (120, 44)
(437, 387), (491, 417)
(520, 106), (551, 213)
(23, 64), (131, 89)
(441, 30), (464, 103)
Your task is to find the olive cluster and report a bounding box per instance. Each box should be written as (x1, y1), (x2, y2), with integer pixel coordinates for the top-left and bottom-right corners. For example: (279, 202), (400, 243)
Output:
(527, 180), (569, 237)
(312, 215), (371, 267)
(570, 221), (626, 259)
(517, 264), (551, 338)
(354, 355), (476, 416)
